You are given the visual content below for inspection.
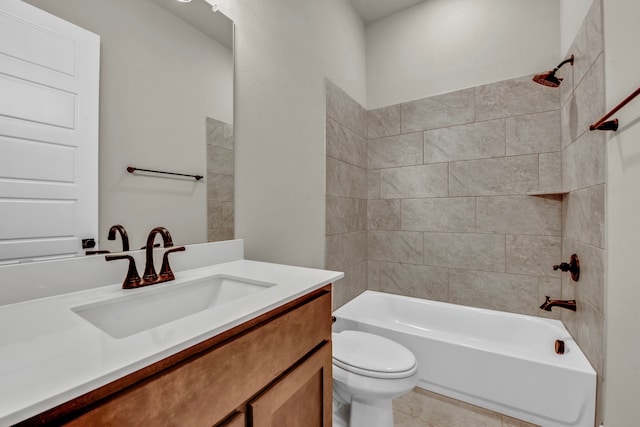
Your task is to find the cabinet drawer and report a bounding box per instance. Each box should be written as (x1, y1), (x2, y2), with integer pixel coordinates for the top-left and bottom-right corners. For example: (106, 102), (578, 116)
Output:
(65, 292), (332, 427)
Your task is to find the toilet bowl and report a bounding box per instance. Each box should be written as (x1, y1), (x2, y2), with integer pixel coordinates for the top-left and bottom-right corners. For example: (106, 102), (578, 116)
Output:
(332, 330), (419, 427)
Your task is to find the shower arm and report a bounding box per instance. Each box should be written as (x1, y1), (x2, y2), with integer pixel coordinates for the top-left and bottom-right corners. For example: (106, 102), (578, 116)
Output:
(552, 57), (575, 73)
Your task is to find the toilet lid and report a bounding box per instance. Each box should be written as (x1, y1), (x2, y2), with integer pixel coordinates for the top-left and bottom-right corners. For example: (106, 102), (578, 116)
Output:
(332, 330), (417, 379)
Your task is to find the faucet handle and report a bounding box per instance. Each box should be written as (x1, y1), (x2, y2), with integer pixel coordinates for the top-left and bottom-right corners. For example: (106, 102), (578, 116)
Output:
(553, 254), (580, 282)
(159, 246), (185, 281)
(106, 254), (142, 289)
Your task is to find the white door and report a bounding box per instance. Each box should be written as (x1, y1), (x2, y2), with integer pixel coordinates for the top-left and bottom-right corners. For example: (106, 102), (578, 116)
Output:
(0, 0), (99, 263)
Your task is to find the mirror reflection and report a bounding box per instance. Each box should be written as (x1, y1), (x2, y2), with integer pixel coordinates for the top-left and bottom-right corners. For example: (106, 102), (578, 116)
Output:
(16, 0), (234, 258)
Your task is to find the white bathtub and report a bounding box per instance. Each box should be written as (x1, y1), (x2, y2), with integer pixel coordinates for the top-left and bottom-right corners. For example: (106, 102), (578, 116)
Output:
(332, 291), (596, 427)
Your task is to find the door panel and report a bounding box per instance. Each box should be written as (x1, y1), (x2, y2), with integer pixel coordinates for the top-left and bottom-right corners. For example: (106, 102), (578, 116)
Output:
(0, 0), (99, 262)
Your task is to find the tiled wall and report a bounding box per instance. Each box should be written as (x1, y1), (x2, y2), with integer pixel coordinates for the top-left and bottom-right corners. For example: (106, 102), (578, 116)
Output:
(206, 117), (234, 242)
(366, 78), (563, 318)
(325, 80), (368, 309)
(558, 0), (606, 424)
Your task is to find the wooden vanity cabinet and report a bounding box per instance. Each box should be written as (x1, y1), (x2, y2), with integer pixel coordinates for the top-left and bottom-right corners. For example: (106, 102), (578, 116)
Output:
(19, 286), (332, 427)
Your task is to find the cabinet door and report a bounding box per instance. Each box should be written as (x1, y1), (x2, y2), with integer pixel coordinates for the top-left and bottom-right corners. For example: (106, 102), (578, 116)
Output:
(249, 343), (332, 427)
(217, 412), (244, 427)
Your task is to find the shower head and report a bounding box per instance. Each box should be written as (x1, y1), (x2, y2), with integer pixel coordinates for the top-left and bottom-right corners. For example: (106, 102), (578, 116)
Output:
(532, 55), (574, 88)
(532, 70), (563, 87)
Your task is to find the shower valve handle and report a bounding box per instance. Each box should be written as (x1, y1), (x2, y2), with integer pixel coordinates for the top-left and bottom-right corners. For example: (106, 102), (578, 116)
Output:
(552, 263), (570, 272)
(553, 254), (580, 282)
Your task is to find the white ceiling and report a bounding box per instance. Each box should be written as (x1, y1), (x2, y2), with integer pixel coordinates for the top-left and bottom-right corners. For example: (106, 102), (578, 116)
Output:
(348, 0), (427, 24)
(150, 0), (233, 49)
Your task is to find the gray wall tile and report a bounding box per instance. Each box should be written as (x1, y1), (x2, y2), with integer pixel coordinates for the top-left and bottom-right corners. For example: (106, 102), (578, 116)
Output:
(325, 78), (367, 137)
(539, 153), (563, 191)
(368, 104), (401, 138)
(449, 270), (539, 315)
(423, 119), (506, 163)
(367, 169), (380, 199)
(332, 261), (367, 310)
(563, 184), (605, 248)
(368, 230), (423, 264)
(206, 117), (225, 147)
(562, 125), (606, 191)
(563, 237), (605, 313)
(401, 88), (475, 133)
(573, 53), (605, 138)
(561, 95), (577, 149)
(576, 300), (605, 376)
(222, 202), (234, 229)
(222, 122), (234, 149)
(367, 260), (380, 291)
(586, 0), (604, 64)
(570, 21), (589, 90)
(402, 197), (476, 233)
(326, 117), (367, 168)
(449, 155), (538, 196)
(380, 164), (449, 199)
(424, 232), (506, 273)
(476, 195), (562, 235)
(378, 262), (448, 302)
(207, 228), (233, 242)
(367, 199), (401, 230)
(208, 145), (234, 175)
(506, 110), (561, 155)
(475, 75), (560, 121)
(207, 117), (234, 242)
(207, 200), (223, 229)
(326, 196), (366, 235)
(506, 235), (561, 277)
(325, 231), (367, 271)
(207, 173), (234, 201)
(368, 132), (423, 169)
(326, 157), (367, 198)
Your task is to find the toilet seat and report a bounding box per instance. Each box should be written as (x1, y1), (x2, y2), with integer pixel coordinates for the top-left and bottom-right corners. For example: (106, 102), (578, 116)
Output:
(332, 330), (417, 379)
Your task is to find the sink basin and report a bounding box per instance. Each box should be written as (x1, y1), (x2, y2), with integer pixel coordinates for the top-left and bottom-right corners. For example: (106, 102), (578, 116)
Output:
(72, 275), (275, 338)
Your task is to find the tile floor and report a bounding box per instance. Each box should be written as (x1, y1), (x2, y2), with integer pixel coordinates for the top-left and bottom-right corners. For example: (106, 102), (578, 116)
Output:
(393, 388), (539, 427)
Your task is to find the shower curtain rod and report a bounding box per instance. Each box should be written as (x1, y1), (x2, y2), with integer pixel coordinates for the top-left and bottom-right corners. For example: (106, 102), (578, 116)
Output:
(590, 86), (640, 131)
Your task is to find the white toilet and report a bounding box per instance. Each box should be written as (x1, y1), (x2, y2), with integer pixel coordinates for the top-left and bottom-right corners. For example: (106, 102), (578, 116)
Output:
(332, 330), (419, 427)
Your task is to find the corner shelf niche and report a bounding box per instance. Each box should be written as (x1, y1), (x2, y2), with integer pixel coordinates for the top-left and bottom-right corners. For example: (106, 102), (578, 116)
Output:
(526, 190), (569, 197)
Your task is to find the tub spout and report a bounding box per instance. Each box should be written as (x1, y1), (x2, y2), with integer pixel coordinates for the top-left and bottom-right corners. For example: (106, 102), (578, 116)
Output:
(540, 296), (576, 312)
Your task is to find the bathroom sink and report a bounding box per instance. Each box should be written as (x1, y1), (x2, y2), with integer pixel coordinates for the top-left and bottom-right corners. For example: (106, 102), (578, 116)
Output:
(71, 275), (275, 338)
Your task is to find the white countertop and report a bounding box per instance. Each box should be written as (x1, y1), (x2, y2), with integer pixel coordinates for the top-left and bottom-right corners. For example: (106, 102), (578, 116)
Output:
(0, 258), (343, 425)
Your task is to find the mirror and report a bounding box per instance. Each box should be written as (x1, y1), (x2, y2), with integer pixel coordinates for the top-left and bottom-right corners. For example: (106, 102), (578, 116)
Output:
(21, 0), (234, 254)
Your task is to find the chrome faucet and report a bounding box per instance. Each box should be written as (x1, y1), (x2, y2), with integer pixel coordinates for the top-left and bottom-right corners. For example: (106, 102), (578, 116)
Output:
(540, 296), (576, 312)
(106, 226), (184, 289)
(108, 224), (130, 252)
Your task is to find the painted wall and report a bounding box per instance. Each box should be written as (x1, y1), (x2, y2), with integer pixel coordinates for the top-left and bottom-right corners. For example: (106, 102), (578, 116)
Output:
(366, 0), (560, 109)
(226, 0), (366, 268)
(25, 0), (233, 250)
(603, 0), (640, 424)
